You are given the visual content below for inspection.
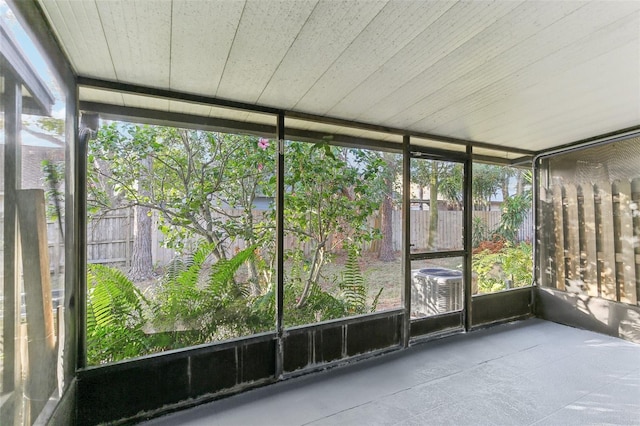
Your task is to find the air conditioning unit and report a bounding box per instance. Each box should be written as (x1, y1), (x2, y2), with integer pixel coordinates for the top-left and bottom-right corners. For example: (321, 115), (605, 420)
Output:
(411, 267), (463, 317)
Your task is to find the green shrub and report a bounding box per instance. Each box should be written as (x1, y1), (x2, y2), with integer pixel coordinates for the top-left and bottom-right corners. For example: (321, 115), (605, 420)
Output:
(473, 242), (532, 294)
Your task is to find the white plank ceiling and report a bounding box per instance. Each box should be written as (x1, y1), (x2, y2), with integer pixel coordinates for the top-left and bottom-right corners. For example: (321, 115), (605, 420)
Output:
(39, 0), (640, 153)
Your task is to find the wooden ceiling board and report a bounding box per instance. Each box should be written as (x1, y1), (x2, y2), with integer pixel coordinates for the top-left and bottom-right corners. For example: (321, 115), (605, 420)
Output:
(421, 10), (640, 150)
(79, 86), (124, 106)
(215, 0), (318, 103)
(396, 2), (640, 132)
(285, 118), (402, 144)
(121, 92), (169, 112)
(256, 0), (387, 109)
(411, 138), (466, 153)
(503, 45), (638, 148)
(95, 0), (172, 87)
(292, 0), (455, 115)
(327, 0), (524, 120)
(169, 0), (244, 95)
(349, 1), (584, 125)
(472, 147), (524, 160)
(38, 0), (640, 152)
(39, 0), (117, 80)
(168, 99), (213, 117)
(454, 38), (640, 151)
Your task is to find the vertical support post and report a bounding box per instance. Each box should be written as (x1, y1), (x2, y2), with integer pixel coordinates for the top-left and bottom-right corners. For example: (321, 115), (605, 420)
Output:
(464, 145), (473, 331)
(532, 158), (541, 313)
(275, 113), (285, 378)
(77, 112), (98, 369)
(17, 189), (57, 420)
(63, 83), (79, 382)
(402, 135), (411, 347)
(2, 74), (22, 393)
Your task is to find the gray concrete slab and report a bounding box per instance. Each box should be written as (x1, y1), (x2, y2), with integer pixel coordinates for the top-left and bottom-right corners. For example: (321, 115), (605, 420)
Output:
(142, 319), (640, 426)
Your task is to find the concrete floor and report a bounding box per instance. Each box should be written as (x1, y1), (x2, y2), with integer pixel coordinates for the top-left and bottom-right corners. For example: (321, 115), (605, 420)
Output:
(143, 319), (640, 425)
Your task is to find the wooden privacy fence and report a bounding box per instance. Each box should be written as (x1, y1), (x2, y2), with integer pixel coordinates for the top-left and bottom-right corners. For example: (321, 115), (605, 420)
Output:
(539, 178), (640, 305)
(80, 208), (533, 270)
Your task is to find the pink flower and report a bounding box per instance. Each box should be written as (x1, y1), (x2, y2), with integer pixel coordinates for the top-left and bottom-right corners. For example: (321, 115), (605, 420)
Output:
(258, 163), (264, 172)
(258, 138), (269, 150)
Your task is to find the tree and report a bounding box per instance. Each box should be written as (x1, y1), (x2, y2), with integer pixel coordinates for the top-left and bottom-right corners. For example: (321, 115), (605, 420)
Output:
(377, 152), (401, 261)
(411, 160), (460, 249)
(284, 142), (380, 308)
(129, 155), (154, 281)
(89, 124), (275, 294)
(472, 164), (503, 210)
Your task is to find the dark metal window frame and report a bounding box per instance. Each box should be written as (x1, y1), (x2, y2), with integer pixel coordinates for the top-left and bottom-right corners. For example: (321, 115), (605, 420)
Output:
(76, 80), (537, 368)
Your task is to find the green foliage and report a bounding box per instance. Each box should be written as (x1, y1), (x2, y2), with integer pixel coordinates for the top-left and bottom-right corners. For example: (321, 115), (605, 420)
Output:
(495, 194), (531, 244)
(472, 216), (491, 248)
(473, 242), (533, 294)
(89, 124), (275, 257)
(472, 163), (503, 210)
(283, 141), (382, 310)
(339, 245), (367, 315)
(153, 243), (270, 346)
(41, 159), (65, 224)
(88, 123), (398, 360)
(36, 117), (65, 135)
(86, 264), (151, 365)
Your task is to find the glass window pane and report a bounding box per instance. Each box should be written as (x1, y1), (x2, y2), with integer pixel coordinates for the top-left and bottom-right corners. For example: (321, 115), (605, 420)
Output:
(410, 158), (463, 253)
(538, 137), (640, 305)
(283, 141), (403, 328)
(0, 76), (4, 397)
(1, 3), (68, 420)
(86, 123), (276, 364)
(472, 163), (533, 295)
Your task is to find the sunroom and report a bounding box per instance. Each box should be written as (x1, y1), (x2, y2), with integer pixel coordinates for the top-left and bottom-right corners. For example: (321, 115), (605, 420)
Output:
(1, 1), (639, 425)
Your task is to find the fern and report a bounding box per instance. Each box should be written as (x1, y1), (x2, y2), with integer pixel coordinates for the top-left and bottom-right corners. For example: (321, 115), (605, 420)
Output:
(153, 243), (261, 345)
(208, 244), (257, 297)
(87, 264), (146, 329)
(339, 245), (367, 315)
(86, 264), (150, 364)
(154, 242), (216, 331)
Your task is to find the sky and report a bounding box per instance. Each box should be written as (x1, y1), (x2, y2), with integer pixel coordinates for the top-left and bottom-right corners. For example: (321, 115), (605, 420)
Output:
(1, 0), (66, 120)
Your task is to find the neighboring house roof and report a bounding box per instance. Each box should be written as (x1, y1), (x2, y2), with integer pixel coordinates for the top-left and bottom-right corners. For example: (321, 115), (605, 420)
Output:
(0, 125), (64, 192)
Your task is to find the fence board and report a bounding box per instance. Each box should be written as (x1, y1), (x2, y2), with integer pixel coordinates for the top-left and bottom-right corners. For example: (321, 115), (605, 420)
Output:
(80, 207), (532, 270)
(538, 187), (554, 286)
(632, 178), (640, 306)
(612, 180), (637, 304)
(552, 185), (566, 291)
(563, 184), (582, 293)
(578, 184), (598, 297)
(595, 183), (617, 301)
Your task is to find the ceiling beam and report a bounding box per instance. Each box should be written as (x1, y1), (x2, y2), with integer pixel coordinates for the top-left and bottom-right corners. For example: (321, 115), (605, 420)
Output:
(534, 125), (640, 159)
(78, 77), (535, 157)
(0, 25), (54, 116)
(80, 101), (401, 153)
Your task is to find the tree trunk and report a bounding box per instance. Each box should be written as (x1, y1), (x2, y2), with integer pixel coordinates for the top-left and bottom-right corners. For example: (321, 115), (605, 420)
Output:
(378, 194), (395, 261)
(129, 156), (154, 281)
(516, 170), (524, 195)
(501, 180), (510, 201)
(296, 243), (325, 308)
(428, 168), (438, 249)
